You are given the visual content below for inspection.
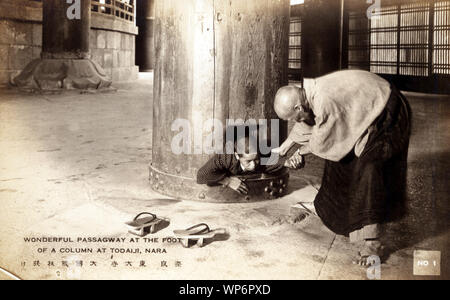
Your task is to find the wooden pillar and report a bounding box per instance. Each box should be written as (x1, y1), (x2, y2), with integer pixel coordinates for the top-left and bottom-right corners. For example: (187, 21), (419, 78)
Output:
(346, 0), (371, 71)
(136, 0), (155, 71)
(42, 0), (91, 59)
(150, 0), (290, 202)
(302, 0), (344, 78)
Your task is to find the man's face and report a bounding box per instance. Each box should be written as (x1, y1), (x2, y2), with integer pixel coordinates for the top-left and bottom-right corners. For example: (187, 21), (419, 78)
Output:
(237, 152), (260, 172)
(293, 108), (312, 123)
(278, 100), (309, 122)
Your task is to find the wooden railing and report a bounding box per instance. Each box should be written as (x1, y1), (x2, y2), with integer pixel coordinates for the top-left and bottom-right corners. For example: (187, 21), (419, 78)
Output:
(91, 0), (135, 23)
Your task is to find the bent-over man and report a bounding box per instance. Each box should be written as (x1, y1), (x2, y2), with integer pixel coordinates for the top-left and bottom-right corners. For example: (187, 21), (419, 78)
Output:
(273, 70), (411, 265)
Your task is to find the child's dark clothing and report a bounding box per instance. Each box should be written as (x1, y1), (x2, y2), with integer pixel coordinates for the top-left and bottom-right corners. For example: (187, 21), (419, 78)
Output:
(197, 154), (285, 186)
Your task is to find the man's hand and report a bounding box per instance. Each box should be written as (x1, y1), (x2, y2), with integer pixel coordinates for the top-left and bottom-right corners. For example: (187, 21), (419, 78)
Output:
(284, 150), (305, 169)
(221, 177), (249, 195)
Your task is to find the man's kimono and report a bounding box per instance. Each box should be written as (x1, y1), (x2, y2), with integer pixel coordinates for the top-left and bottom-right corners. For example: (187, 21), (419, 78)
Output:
(289, 70), (411, 238)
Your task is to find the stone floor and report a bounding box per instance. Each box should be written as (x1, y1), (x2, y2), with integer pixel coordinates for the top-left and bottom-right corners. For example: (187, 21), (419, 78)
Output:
(0, 73), (448, 280)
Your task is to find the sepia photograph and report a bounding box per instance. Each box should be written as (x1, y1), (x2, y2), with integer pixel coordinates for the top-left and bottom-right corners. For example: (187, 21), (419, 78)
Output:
(0, 0), (448, 283)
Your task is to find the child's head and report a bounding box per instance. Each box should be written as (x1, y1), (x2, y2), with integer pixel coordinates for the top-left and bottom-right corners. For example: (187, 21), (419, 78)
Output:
(234, 135), (260, 172)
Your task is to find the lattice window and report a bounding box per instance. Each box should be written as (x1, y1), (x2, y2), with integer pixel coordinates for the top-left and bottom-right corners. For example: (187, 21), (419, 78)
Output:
(289, 17), (302, 70)
(348, 11), (370, 70)
(370, 5), (399, 74)
(434, 0), (450, 74)
(399, 2), (430, 76)
(350, 0), (450, 77)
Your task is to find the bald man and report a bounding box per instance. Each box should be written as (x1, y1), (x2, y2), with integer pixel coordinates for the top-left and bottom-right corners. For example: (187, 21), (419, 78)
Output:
(273, 70), (411, 266)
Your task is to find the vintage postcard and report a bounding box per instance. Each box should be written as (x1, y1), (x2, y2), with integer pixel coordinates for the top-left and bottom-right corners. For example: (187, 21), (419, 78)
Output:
(0, 0), (448, 282)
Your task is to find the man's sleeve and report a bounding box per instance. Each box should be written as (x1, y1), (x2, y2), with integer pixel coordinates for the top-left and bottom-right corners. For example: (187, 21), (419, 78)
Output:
(288, 122), (313, 145)
(196, 154), (232, 185)
(262, 159), (286, 174)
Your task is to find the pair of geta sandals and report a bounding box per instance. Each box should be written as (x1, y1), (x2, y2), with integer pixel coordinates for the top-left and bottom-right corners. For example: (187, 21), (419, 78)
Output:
(125, 212), (226, 248)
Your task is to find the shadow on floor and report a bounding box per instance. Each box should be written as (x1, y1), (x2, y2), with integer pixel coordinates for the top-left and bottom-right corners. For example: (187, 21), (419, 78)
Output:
(181, 232), (231, 248)
(382, 149), (450, 277)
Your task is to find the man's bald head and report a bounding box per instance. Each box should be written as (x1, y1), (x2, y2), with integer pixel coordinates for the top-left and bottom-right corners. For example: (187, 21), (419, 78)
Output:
(274, 86), (303, 121)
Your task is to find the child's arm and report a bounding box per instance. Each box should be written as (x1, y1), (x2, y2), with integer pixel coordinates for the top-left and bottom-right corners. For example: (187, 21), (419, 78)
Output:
(197, 155), (249, 195)
(196, 154), (232, 185)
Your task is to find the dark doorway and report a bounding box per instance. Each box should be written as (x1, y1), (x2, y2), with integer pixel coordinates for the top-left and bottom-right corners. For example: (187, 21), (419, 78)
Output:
(135, 0), (155, 72)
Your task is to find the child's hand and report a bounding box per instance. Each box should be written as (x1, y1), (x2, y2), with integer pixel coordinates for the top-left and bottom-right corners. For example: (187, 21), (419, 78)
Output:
(223, 177), (249, 195)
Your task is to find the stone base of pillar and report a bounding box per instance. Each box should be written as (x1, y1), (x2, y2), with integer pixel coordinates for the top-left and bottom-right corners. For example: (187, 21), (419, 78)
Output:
(149, 165), (290, 203)
(11, 58), (112, 91)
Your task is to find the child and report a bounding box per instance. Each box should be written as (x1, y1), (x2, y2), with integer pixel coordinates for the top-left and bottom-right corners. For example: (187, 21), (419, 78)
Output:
(196, 133), (286, 195)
